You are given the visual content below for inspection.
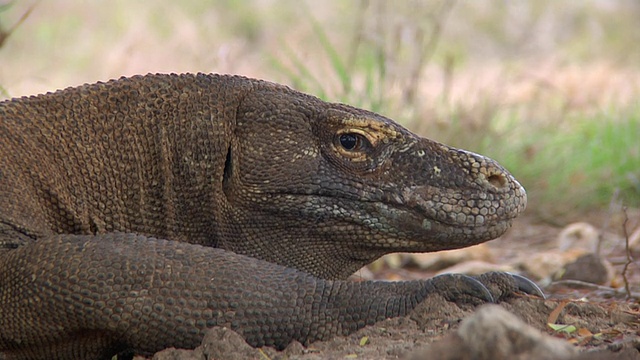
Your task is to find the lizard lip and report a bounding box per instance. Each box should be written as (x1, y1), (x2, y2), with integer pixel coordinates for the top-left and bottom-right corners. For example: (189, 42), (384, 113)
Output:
(271, 182), (525, 231)
(366, 200), (517, 251)
(395, 183), (527, 229)
(374, 198), (516, 231)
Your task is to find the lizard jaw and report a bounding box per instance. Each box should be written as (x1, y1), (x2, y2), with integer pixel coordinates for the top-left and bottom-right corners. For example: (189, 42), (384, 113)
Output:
(399, 181), (527, 229)
(367, 199), (519, 252)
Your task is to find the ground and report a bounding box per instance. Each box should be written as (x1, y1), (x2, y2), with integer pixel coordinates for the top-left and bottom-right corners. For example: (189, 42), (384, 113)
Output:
(147, 211), (640, 360)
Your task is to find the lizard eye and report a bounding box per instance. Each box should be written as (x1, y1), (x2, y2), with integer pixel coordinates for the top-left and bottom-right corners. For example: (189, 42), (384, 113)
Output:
(338, 133), (367, 151)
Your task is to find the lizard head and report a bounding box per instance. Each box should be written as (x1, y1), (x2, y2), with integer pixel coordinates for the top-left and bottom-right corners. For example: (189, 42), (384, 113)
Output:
(220, 82), (526, 279)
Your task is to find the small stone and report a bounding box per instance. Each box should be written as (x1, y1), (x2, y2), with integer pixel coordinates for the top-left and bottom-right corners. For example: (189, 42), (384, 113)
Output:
(436, 260), (515, 276)
(629, 227), (640, 254)
(557, 222), (599, 253)
(199, 327), (259, 360)
(153, 327), (260, 360)
(283, 340), (305, 356)
(558, 253), (614, 286)
(517, 249), (586, 281)
(152, 347), (204, 360)
(411, 304), (577, 360)
(405, 244), (493, 271)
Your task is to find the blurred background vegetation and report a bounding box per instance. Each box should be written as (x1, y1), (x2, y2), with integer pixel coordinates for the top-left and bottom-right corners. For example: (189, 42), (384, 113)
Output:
(1, 0), (639, 220)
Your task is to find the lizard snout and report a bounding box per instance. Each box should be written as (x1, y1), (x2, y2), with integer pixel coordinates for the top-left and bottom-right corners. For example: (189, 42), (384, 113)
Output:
(398, 144), (527, 229)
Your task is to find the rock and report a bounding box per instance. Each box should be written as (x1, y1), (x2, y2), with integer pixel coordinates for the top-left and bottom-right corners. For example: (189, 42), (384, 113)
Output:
(629, 227), (640, 254)
(558, 253), (615, 285)
(282, 340), (306, 356)
(436, 260), (515, 276)
(152, 327), (260, 360)
(350, 264), (376, 280)
(518, 249), (586, 281)
(152, 348), (203, 360)
(517, 221), (626, 285)
(569, 340), (640, 360)
(405, 244), (494, 271)
(557, 222), (599, 253)
(557, 222), (628, 257)
(410, 304), (577, 360)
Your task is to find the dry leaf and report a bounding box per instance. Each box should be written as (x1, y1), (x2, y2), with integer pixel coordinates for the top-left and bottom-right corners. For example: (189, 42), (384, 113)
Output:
(547, 300), (569, 324)
(359, 336), (369, 346)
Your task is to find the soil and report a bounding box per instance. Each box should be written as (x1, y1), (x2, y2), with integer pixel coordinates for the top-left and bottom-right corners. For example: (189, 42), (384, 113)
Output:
(147, 212), (640, 360)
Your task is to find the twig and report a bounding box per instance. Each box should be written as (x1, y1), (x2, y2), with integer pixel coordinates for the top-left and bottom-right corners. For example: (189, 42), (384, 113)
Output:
(0, 2), (37, 48)
(621, 207), (633, 300)
(403, 0), (457, 105)
(548, 279), (640, 300)
(258, 348), (272, 360)
(346, 0), (369, 73)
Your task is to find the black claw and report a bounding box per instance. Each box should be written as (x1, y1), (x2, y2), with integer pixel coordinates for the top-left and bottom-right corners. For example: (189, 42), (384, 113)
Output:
(510, 273), (546, 299)
(461, 275), (496, 303)
(430, 273), (495, 304)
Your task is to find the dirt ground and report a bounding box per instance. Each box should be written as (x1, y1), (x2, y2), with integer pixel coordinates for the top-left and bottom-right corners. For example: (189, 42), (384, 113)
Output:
(148, 211), (640, 360)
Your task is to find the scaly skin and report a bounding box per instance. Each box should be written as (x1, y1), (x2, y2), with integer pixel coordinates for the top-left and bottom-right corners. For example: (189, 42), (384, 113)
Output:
(0, 74), (530, 359)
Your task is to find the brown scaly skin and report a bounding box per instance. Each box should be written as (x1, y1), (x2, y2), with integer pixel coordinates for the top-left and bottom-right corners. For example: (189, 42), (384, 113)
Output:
(0, 74), (536, 359)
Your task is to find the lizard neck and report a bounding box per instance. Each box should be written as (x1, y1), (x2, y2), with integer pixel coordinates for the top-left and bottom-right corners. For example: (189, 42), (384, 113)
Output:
(215, 212), (384, 280)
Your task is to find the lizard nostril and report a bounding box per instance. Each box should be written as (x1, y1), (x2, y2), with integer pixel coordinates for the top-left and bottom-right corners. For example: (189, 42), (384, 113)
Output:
(488, 174), (507, 188)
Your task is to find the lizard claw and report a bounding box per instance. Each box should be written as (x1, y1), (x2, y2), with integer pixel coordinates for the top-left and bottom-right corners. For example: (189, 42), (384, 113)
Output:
(426, 273), (495, 304)
(510, 273), (546, 299)
(474, 272), (545, 302)
(424, 272), (545, 306)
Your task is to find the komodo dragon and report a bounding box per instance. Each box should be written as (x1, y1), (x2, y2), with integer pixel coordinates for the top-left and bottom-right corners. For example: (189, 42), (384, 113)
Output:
(0, 73), (541, 359)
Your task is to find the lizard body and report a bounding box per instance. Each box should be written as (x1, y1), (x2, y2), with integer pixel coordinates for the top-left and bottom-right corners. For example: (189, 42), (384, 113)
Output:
(0, 74), (532, 359)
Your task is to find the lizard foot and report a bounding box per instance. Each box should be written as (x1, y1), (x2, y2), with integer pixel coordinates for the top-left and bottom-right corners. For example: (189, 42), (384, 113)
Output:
(426, 272), (544, 305)
(425, 273), (495, 304)
(474, 271), (545, 302)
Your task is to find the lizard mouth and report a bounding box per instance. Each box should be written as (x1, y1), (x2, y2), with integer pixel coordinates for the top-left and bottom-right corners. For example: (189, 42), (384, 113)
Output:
(266, 177), (526, 245)
(395, 183), (528, 229)
(362, 198), (519, 252)
(264, 190), (521, 252)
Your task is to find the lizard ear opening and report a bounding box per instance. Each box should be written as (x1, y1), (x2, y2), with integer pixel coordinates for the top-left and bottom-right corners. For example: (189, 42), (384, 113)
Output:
(222, 144), (233, 196)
